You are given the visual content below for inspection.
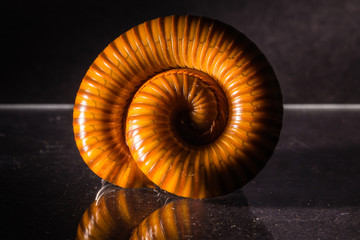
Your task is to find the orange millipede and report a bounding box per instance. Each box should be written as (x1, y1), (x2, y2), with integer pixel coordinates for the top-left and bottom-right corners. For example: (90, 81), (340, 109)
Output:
(73, 15), (283, 199)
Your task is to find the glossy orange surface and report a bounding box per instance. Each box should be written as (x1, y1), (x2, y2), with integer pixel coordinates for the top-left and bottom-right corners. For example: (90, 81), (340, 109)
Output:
(73, 15), (283, 198)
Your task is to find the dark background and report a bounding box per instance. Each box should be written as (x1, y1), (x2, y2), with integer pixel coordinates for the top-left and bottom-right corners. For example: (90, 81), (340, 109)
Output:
(1, 0), (360, 103)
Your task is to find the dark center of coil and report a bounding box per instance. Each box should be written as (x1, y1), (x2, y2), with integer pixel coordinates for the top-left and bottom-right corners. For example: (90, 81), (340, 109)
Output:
(126, 68), (229, 149)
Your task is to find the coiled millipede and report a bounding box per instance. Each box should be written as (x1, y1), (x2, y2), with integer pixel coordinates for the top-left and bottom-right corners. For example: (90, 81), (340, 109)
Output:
(73, 15), (283, 199)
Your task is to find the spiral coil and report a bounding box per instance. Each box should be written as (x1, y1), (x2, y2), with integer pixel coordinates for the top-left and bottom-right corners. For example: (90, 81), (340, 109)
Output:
(73, 15), (283, 199)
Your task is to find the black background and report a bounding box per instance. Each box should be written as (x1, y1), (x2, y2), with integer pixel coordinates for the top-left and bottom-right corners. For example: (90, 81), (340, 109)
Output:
(2, 0), (360, 103)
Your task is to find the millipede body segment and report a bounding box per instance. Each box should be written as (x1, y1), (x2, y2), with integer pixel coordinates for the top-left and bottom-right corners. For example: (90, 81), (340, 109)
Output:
(73, 15), (283, 199)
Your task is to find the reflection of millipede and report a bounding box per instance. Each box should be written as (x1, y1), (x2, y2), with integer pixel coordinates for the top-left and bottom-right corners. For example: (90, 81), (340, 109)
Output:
(73, 15), (283, 199)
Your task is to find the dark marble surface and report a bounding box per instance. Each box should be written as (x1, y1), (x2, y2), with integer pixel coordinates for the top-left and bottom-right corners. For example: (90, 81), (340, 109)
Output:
(1, 109), (359, 239)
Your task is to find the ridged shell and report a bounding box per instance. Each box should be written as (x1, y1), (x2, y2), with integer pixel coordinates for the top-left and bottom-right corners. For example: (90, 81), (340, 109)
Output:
(73, 15), (283, 198)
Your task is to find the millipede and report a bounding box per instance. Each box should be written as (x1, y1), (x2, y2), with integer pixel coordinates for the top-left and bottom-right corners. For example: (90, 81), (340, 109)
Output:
(73, 15), (283, 199)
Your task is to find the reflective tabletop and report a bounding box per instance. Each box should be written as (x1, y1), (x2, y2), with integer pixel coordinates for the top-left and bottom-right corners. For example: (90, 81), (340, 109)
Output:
(1, 108), (359, 239)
